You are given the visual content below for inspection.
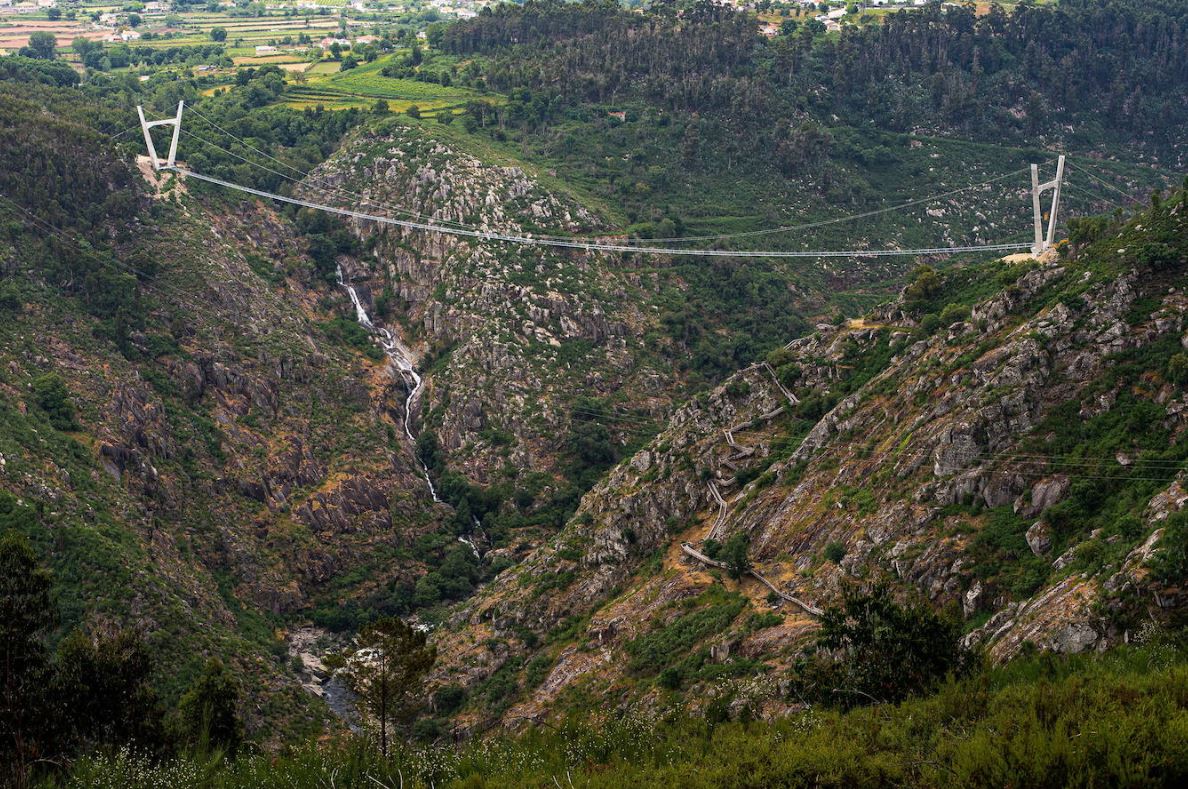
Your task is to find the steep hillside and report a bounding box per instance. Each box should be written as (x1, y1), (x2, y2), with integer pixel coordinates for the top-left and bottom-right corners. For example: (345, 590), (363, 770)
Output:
(2, 6), (1184, 754)
(426, 184), (1188, 730)
(0, 89), (467, 739)
(305, 123), (671, 490)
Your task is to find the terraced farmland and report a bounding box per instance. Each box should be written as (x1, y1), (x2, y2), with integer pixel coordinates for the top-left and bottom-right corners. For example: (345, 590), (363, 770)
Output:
(282, 56), (497, 112)
(141, 12), (340, 50)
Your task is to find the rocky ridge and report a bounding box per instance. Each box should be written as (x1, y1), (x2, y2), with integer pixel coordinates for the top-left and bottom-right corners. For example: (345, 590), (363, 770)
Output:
(0, 179), (455, 739)
(303, 124), (673, 483)
(428, 192), (1188, 728)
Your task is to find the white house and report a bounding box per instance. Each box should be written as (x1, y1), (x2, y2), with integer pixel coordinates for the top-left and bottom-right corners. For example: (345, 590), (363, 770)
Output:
(826, 7), (847, 20)
(104, 29), (141, 42)
(255, 44), (278, 55)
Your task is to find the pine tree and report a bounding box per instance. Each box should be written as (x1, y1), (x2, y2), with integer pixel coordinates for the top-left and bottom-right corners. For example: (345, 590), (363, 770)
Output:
(52, 629), (165, 755)
(176, 658), (244, 757)
(333, 617), (436, 756)
(0, 529), (55, 782)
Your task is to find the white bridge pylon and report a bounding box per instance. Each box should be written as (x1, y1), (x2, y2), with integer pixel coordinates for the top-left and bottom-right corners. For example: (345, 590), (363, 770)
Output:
(137, 101), (184, 171)
(1031, 154), (1065, 255)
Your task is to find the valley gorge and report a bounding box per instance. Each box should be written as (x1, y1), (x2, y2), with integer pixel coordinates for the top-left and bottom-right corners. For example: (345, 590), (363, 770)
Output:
(1, 1), (1186, 784)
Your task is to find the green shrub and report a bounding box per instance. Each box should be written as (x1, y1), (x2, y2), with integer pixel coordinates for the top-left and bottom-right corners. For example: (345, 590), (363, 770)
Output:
(799, 585), (970, 708)
(626, 587), (746, 675)
(0, 280), (21, 312)
(658, 666), (683, 690)
(967, 507), (1048, 597)
(903, 265), (942, 315)
(1130, 240), (1181, 270)
(1168, 353), (1188, 385)
(32, 373), (79, 431)
(720, 533), (751, 580)
(724, 379), (750, 398)
(524, 654), (553, 689)
(747, 612), (783, 631)
(1148, 510), (1188, 586)
(411, 717), (445, 742)
(939, 303), (969, 326)
(323, 318), (384, 362)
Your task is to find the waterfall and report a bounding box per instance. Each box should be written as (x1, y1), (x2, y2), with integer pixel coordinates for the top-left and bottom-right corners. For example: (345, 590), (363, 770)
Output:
(458, 534), (481, 560)
(336, 265), (440, 502)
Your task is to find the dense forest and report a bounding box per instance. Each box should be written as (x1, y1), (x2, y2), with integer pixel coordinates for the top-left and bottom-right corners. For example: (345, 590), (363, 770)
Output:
(443, 0), (1188, 161)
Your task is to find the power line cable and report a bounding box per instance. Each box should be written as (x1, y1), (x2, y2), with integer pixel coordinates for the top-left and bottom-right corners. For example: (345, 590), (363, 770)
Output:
(568, 407), (661, 426)
(0, 193), (206, 308)
(1063, 180), (1124, 211)
(638, 165), (1040, 244)
(726, 418), (1187, 473)
(181, 116), (490, 232)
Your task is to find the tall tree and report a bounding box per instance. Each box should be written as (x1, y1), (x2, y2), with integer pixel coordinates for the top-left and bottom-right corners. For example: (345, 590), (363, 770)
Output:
(0, 528), (55, 783)
(333, 617), (436, 756)
(51, 629), (165, 756)
(801, 584), (970, 708)
(20, 32), (57, 60)
(176, 658), (244, 757)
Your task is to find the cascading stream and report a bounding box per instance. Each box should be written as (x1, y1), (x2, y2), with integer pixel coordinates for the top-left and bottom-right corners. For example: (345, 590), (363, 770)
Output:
(336, 265), (440, 502)
(458, 534), (481, 560)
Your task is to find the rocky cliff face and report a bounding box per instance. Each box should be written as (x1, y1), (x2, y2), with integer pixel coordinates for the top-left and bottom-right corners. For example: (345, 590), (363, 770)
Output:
(428, 189), (1188, 728)
(303, 125), (673, 484)
(0, 167), (456, 739)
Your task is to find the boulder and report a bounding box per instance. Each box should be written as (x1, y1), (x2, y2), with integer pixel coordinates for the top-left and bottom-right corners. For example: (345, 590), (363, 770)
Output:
(1016, 474), (1071, 518)
(1051, 622), (1099, 654)
(1026, 521), (1053, 557)
(963, 580), (984, 618)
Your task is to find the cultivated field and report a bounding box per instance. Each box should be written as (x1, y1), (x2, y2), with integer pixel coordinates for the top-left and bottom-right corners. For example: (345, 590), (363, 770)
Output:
(0, 16), (105, 51)
(278, 53), (493, 113)
(3, 4), (496, 116)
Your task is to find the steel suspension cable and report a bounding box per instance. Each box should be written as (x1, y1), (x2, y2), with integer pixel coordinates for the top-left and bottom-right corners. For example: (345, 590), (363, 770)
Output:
(169, 165), (1032, 259)
(182, 108), (1039, 248)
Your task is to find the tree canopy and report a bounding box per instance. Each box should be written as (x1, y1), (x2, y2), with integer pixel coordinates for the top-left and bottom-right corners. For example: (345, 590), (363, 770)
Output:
(332, 617), (436, 756)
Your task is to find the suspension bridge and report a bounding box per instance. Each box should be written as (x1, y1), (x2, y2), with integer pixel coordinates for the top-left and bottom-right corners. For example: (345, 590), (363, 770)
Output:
(136, 101), (1072, 261)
